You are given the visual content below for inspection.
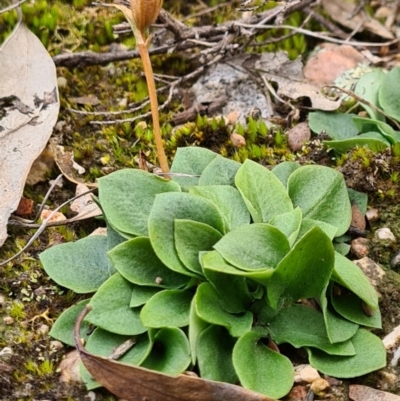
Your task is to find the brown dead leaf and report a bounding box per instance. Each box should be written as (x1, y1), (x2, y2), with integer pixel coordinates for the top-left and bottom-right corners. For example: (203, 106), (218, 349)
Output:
(69, 184), (102, 222)
(75, 306), (278, 401)
(50, 141), (97, 188)
(349, 384), (400, 401)
(322, 0), (394, 40)
(262, 73), (341, 111)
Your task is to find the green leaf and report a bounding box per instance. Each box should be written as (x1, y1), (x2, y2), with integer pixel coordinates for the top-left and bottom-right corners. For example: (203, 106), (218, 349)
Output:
(297, 218), (338, 241)
(175, 220), (222, 275)
(232, 331), (294, 399)
(213, 223), (290, 271)
(40, 235), (112, 294)
(130, 286), (161, 307)
(86, 273), (147, 335)
(324, 133), (390, 153)
(267, 227), (334, 308)
(269, 207), (302, 247)
(170, 147), (218, 187)
(308, 111), (359, 139)
(199, 155), (241, 186)
(141, 327), (191, 375)
(271, 161), (301, 187)
(333, 242), (351, 256)
(331, 291), (382, 328)
(268, 305), (355, 356)
(190, 186), (251, 231)
(81, 329), (151, 390)
(203, 268), (252, 313)
(235, 159), (293, 223)
(197, 325), (238, 384)
(140, 289), (193, 328)
(188, 298), (209, 365)
(195, 283), (253, 337)
(348, 188), (368, 215)
(319, 286), (358, 344)
(149, 192), (225, 275)
(308, 329), (386, 378)
(287, 165), (351, 236)
(202, 251), (274, 287)
(353, 117), (400, 144)
(109, 237), (190, 288)
(49, 299), (91, 347)
(98, 169), (181, 237)
(379, 66), (400, 122)
(332, 252), (379, 310)
(354, 69), (385, 121)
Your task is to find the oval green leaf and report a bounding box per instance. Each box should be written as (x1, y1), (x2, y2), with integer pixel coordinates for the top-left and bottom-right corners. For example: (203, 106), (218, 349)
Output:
(195, 283), (253, 337)
(308, 329), (386, 378)
(199, 155), (241, 186)
(287, 165), (352, 236)
(268, 305), (355, 356)
(86, 273), (147, 335)
(141, 327), (191, 376)
(175, 220), (223, 275)
(213, 223), (290, 271)
(108, 237), (191, 288)
(98, 169), (181, 236)
(40, 235), (111, 294)
(379, 66), (400, 122)
(149, 192), (225, 275)
(140, 289), (193, 328)
(235, 159), (293, 223)
(232, 331), (294, 399)
(197, 325), (238, 384)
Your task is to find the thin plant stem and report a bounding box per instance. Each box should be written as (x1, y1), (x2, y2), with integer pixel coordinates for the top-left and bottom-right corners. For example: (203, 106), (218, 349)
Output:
(137, 34), (170, 174)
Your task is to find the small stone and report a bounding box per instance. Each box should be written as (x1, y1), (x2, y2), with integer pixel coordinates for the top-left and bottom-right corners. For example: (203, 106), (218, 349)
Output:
(37, 324), (49, 336)
(3, 316), (14, 325)
(118, 98), (128, 108)
(354, 257), (385, 288)
(0, 294), (6, 307)
(136, 121), (147, 130)
(155, 277), (163, 285)
(230, 133), (246, 148)
(34, 286), (46, 297)
(90, 227), (107, 236)
(40, 209), (66, 223)
(375, 227), (396, 242)
(366, 208), (379, 222)
(86, 391), (96, 401)
(57, 76), (68, 88)
(50, 341), (64, 352)
(351, 237), (369, 258)
(287, 122), (311, 152)
(390, 251), (400, 270)
(16, 197), (34, 217)
(310, 377), (330, 396)
(227, 111), (240, 124)
(0, 347), (13, 357)
(294, 364), (320, 383)
(59, 350), (82, 384)
(285, 385), (307, 401)
(383, 324), (400, 349)
(351, 204), (366, 231)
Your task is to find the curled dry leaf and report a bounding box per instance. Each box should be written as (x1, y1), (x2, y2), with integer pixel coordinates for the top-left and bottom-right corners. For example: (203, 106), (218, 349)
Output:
(0, 23), (60, 247)
(74, 305), (278, 401)
(69, 184), (102, 222)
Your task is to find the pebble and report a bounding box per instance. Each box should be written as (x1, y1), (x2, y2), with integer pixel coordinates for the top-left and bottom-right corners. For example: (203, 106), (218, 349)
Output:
(366, 208), (379, 222)
(390, 250), (400, 269)
(354, 257), (385, 287)
(351, 237), (369, 258)
(3, 316), (14, 325)
(230, 133), (246, 148)
(50, 341), (64, 352)
(37, 324), (49, 336)
(59, 350), (82, 384)
(287, 122), (311, 152)
(57, 76), (68, 89)
(351, 204), (366, 231)
(375, 227), (396, 242)
(310, 377), (330, 396)
(294, 364), (320, 383)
